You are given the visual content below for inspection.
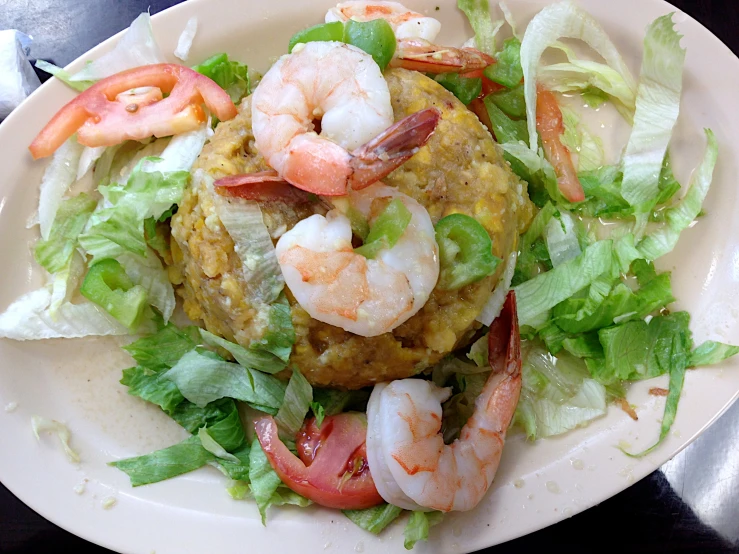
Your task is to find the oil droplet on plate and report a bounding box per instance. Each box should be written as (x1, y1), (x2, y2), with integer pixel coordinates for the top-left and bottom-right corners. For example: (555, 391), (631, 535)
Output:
(546, 481), (560, 494)
(354, 541), (364, 553)
(4, 402), (17, 413)
(513, 478), (525, 488)
(563, 507), (574, 517)
(571, 459), (584, 470)
(453, 526), (463, 537)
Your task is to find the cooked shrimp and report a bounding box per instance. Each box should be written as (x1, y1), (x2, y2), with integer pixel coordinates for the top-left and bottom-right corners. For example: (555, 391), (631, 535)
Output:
(275, 183), (439, 337)
(325, 1), (493, 74)
(391, 38), (495, 74)
(251, 41), (440, 196)
(326, 1), (442, 41)
(366, 292), (521, 512)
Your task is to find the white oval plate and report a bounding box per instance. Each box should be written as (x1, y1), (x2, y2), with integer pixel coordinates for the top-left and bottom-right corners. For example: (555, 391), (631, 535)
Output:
(1, 0), (739, 552)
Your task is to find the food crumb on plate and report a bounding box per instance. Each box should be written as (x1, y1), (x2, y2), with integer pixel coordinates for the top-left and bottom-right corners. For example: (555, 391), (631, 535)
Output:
(101, 496), (117, 509)
(545, 481), (560, 494)
(73, 479), (88, 495)
(513, 478), (525, 488)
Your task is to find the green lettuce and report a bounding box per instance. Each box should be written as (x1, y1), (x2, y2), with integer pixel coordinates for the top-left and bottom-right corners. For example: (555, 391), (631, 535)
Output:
(34, 194), (97, 274)
(404, 511), (444, 550)
(248, 438), (283, 524)
(690, 341), (739, 367)
(164, 349), (286, 413)
(193, 53), (250, 103)
(343, 504), (404, 535)
(274, 368), (313, 441)
(620, 15), (686, 227)
(457, 0), (503, 55)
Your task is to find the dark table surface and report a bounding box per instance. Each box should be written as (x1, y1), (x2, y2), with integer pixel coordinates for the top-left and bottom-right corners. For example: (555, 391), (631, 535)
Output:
(1, 0), (739, 553)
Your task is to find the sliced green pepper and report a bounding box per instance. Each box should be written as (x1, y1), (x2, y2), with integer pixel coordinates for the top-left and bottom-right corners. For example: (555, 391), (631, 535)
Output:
(346, 206), (370, 242)
(287, 20), (396, 71)
(484, 37), (523, 88)
(80, 258), (148, 331)
(483, 97), (529, 144)
(343, 19), (396, 71)
(355, 198), (412, 259)
(434, 73), (482, 105)
(487, 84), (526, 119)
(435, 214), (501, 290)
(288, 22), (345, 53)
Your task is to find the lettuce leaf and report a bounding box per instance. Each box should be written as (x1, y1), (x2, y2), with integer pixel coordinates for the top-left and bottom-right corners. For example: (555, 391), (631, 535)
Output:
(34, 193), (97, 274)
(403, 511), (444, 550)
(35, 60), (94, 91)
(513, 344), (607, 439)
(514, 240), (613, 328)
(274, 368), (313, 441)
(637, 130), (718, 260)
(621, 15), (686, 225)
(457, 0), (503, 55)
(174, 16), (198, 62)
(343, 504), (404, 535)
(118, 250), (176, 323)
(121, 365), (185, 414)
(248, 438), (283, 525)
(164, 349), (286, 413)
(690, 341), (739, 367)
(520, 1), (636, 151)
(38, 138), (84, 240)
(193, 53), (250, 103)
(123, 322), (200, 371)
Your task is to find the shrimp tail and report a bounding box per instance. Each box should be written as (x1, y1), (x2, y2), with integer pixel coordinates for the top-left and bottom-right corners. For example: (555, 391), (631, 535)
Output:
(349, 107), (441, 190)
(488, 291), (521, 378)
(391, 38), (495, 74)
(214, 170), (317, 203)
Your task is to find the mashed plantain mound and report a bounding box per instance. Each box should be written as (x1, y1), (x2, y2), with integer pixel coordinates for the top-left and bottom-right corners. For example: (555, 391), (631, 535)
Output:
(169, 68), (534, 389)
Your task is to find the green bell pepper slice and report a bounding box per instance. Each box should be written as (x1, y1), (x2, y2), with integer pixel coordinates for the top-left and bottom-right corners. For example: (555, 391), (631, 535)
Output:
(435, 214), (501, 290)
(434, 74), (482, 105)
(355, 198), (412, 259)
(80, 258), (148, 331)
(288, 19), (396, 71)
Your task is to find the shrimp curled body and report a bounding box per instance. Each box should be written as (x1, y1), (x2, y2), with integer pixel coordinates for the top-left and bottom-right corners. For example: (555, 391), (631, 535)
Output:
(366, 293), (522, 512)
(275, 183), (439, 337)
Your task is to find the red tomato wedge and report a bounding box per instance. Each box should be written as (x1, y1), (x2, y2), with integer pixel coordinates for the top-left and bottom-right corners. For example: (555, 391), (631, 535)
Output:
(29, 63), (238, 159)
(535, 86), (585, 203)
(255, 413), (383, 510)
(214, 171), (315, 203)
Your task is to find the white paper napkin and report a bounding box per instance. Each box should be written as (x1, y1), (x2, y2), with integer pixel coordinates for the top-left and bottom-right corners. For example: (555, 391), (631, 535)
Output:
(0, 30), (41, 119)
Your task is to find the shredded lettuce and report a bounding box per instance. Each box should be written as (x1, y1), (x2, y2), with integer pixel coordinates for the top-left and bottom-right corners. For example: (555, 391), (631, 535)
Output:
(559, 107), (605, 172)
(404, 511), (444, 550)
(174, 16), (198, 61)
(274, 369), (313, 441)
(544, 210), (581, 268)
(118, 250), (176, 323)
(520, 1), (637, 151)
(621, 15), (686, 228)
(164, 349), (286, 413)
(121, 365), (185, 414)
(343, 504), (404, 535)
(112, 403), (246, 486)
(537, 42), (637, 117)
(34, 60), (94, 91)
(690, 341), (739, 367)
(34, 194), (97, 274)
(514, 240), (613, 328)
(0, 287), (130, 340)
(198, 427), (240, 463)
(457, 0), (502, 55)
(248, 438), (283, 524)
(31, 416), (80, 463)
(38, 139), (84, 240)
(193, 53), (250, 104)
(70, 13), (166, 82)
(513, 344), (607, 440)
(477, 251), (518, 326)
(200, 170), (284, 304)
(309, 402), (326, 427)
(637, 130), (718, 260)
(123, 322), (200, 370)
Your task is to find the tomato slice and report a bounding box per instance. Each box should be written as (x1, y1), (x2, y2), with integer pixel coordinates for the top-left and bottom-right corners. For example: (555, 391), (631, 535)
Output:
(255, 413), (383, 510)
(535, 86), (585, 203)
(29, 63), (238, 159)
(214, 171), (316, 203)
